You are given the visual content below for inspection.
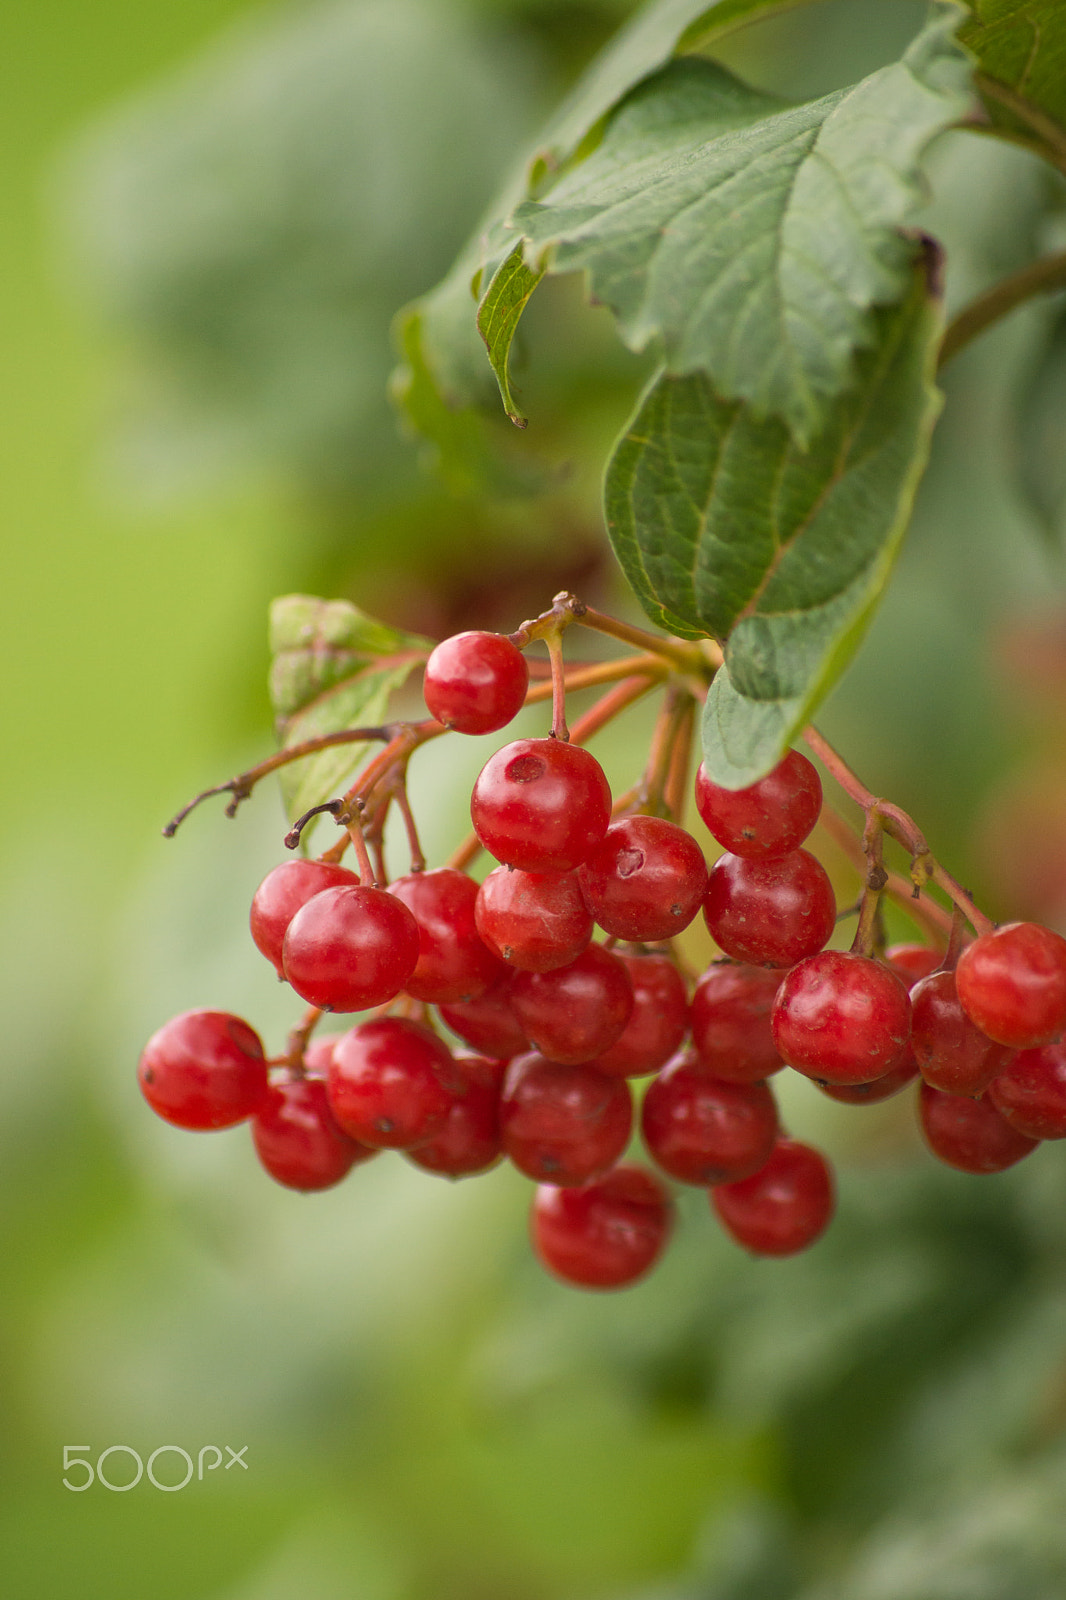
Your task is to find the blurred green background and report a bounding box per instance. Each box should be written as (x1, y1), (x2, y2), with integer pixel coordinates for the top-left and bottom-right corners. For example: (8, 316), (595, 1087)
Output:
(6, 1), (1066, 1595)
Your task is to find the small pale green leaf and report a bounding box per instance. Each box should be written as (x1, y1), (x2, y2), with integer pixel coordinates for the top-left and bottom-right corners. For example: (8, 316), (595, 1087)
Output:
(477, 245), (546, 426)
(509, 11), (971, 443)
(268, 594), (431, 822)
(959, 1), (1066, 163)
(1014, 300), (1066, 539)
(604, 258), (945, 787)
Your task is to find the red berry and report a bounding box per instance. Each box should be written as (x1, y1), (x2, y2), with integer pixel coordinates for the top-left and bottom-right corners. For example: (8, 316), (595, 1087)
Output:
(711, 1138), (835, 1256)
(249, 859), (360, 976)
(471, 737), (612, 872)
(919, 1081), (1038, 1173)
(577, 816), (707, 941)
(509, 944), (633, 1065)
(327, 1018), (456, 1149)
(703, 849), (836, 967)
(641, 1056), (778, 1185)
(475, 865), (592, 971)
(910, 970), (1016, 1096)
(955, 921), (1066, 1049)
(406, 1055), (504, 1177)
(438, 970), (530, 1059)
(531, 1164), (673, 1289)
(815, 1051), (919, 1103)
(885, 942), (943, 989)
(591, 954), (689, 1077)
(389, 868), (504, 1003)
(771, 950), (911, 1085)
(987, 1042), (1066, 1140)
(500, 1052), (632, 1185)
(423, 630), (529, 735)
(138, 1010), (267, 1131)
(690, 962), (784, 1082)
(251, 1076), (377, 1190)
(694, 750), (821, 858)
(282, 884), (419, 1012)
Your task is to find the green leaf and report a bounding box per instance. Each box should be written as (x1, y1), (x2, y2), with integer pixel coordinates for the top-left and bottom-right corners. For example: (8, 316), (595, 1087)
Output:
(504, 11), (971, 444)
(1014, 299), (1066, 539)
(268, 595), (431, 823)
(476, 245), (546, 426)
(604, 256), (945, 787)
(959, 0), (1066, 167)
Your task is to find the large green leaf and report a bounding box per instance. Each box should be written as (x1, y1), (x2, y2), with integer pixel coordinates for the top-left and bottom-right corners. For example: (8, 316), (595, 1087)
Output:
(604, 259), (945, 787)
(268, 595), (431, 824)
(491, 12), (970, 445)
(959, 0), (1066, 167)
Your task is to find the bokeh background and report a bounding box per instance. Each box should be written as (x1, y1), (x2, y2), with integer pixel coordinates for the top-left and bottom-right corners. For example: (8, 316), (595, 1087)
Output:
(6, 1), (1066, 1594)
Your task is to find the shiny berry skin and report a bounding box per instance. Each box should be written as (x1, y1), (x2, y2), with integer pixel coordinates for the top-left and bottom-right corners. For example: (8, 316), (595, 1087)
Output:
(711, 1138), (835, 1256)
(327, 1018), (456, 1149)
(388, 868), (503, 1003)
(470, 737), (612, 872)
(690, 963), (784, 1082)
(577, 816), (707, 942)
(955, 921), (1066, 1049)
(703, 849), (836, 968)
(919, 1081), (1038, 1173)
(815, 1050), (919, 1103)
(423, 631), (529, 735)
(438, 971), (529, 1059)
(251, 1076), (377, 1190)
(510, 945), (633, 1065)
(249, 859), (360, 976)
(910, 970), (1016, 1096)
(988, 1042), (1066, 1140)
(531, 1164), (673, 1289)
(772, 951), (911, 1085)
(885, 942), (942, 989)
(694, 750), (821, 858)
(641, 1056), (778, 1185)
(138, 1010), (268, 1131)
(592, 954), (689, 1077)
(500, 1052), (633, 1186)
(475, 866), (592, 971)
(406, 1055), (504, 1177)
(282, 885), (419, 1012)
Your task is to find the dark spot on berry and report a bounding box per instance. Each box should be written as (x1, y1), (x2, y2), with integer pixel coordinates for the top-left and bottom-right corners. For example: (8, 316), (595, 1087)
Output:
(143, 1068), (154, 1083)
(507, 754), (547, 784)
(374, 1117), (395, 1134)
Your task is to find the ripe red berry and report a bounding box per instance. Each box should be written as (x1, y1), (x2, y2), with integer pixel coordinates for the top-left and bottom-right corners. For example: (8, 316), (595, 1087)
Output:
(475, 865), (592, 971)
(885, 942), (943, 989)
(531, 1164), (673, 1289)
(471, 737), (612, 872)
(388, 868), (504, 1003)
(251, 1075), (377, 1190)
(509, 944), (633, 1065)
(987, 1042), (1066, 1140)
(918, 1081), (1038, 1173)
(577, 815), (707, 941)
(771, 950), (911, 1085)
(406, 1054), (504, 1177)
(955, 921), (1066, 1049)
(690, 962), (784, 1082)
(423, 630), (529, 735)
(910, 970), (1016, 1096)
(138, 1010), (267, 1131)
(815, 1050), (919, 1103)
(703, 849), (836, 968)
(694, 749), (821, 858)
(711, 1138), (835, 1256)
(438, 970), (529, 1059)
(500, 1052), (633, 1185)
(591, 953), (689, 1077)
(327, 1017), (457, 1149)
(282, 884), (419, 1012)
(641, 1056), (778, 1185)
(249, 859), (361, 976)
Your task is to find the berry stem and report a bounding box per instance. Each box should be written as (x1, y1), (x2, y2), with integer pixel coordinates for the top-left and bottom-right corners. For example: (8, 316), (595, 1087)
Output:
(816, 802), (954, 942)
(390, 769), (426, 874)
(663, 697), (696, 824)
(939, 247), (1066, 368)
(568, 675), (661, 745)
(803, 725), (994, 935)
(641, 688), (693, 817)
(544, 628), (570, 741)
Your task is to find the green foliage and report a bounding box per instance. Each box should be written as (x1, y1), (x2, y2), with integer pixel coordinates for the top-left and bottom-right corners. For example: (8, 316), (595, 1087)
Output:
(960, 0), (1066, 165)
(268, 595), (430, 823)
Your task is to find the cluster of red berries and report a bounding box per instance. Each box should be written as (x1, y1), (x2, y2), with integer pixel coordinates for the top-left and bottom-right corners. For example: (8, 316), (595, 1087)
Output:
(139, 627), (1066, 1291)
